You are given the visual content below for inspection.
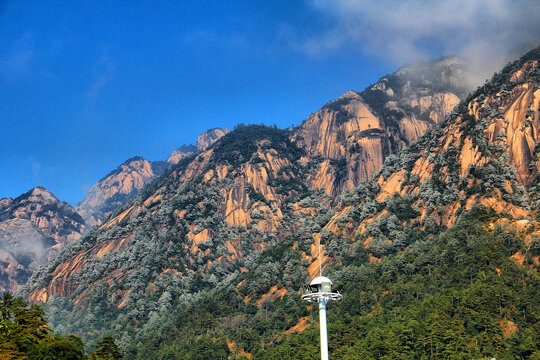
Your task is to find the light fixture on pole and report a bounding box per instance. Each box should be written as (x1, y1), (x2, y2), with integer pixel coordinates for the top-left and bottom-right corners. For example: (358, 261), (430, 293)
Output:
(302, 239), (342, 360)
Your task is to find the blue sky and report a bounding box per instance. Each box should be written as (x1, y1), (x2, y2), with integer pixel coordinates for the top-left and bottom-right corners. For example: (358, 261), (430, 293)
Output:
(1, 0), (539, 205)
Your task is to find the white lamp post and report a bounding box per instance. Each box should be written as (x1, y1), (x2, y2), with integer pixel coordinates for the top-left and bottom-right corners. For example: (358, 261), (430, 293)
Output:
(302, 241), (342, 360)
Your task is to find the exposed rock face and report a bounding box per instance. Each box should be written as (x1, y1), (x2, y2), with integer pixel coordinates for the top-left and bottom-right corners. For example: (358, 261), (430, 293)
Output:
(76, 157), (168, 227)
(167, 145), (197, 165)
(293, 56), (468, 196)
(1, 187), (85, 245)
(21, 49), (540, 353)
(0, 187), (85, 292)
(327, 49), (540, 241)
(196, 128), (230, 151)
(0, 219), (54, 292)
(77, 128), (230, 227)
(23, 125), (318, 306)
(167, 128), (229, 164)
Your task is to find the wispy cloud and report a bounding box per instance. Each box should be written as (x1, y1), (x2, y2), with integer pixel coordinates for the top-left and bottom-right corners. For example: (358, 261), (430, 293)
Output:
(0, 32), (35, 77)
(86, 48), (115, 108)
(303, 0), (540, 84)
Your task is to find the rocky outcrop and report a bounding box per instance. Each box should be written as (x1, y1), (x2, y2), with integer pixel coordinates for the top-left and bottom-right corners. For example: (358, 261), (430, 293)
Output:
(0, 187), (85, 292)
(196, 128), (230, 151)
(167, 145), (197, 165)
(167, 128), (229, 164)
(76, 157), (168, 227)
(292, 56), (468, 196)
(327, 49), (540, 242)
(0, 187), (85, 245)
(77, 128), (230, 227)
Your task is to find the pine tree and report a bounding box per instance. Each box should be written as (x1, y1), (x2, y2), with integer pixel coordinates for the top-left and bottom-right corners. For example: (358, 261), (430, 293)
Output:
(90, 336), (123, 360)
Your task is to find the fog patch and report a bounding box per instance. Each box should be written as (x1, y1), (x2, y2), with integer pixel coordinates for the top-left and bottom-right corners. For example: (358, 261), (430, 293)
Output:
(306, 0), (540, 86)
(0, 219), (55, 270)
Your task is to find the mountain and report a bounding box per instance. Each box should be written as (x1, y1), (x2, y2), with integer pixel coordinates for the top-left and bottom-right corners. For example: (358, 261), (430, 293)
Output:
(167, 127), (229, 164)
(292, 55), (469, 196)
(326, 47), (540, 240)
(0, 187), (86, 292)
(21, 49), (540, 358)
(75, 157), (170, 227)
(77, 128), (231, 228)
(196, 127), (230, 152)
(166, 144), (198, 165)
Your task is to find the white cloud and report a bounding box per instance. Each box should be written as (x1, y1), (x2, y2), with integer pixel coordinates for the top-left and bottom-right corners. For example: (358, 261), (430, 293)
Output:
(304, 0), (540, 84)
(86, 49), (115, 107)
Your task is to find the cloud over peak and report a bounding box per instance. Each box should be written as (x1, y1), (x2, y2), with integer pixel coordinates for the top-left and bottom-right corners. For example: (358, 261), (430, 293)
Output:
(305, 0), (540, 84)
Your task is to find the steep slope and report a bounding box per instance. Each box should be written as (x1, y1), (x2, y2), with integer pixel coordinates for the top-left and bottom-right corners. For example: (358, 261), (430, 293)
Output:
(22, 49), (540, 358)
(0, 187), (85, 292)
(77, 128), (231, 228)
(326, 46), (540, 247)
(167, 127), (229, 164)
(166, 144), (197, 165)
(195, 127), (230, 152)
(292, 55), (468, 196)
(23, 125), (328, 347)
(75, 157), (169, 227)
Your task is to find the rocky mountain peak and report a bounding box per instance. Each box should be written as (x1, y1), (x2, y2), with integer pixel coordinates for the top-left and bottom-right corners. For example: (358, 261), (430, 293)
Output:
(167, 145), (198, 164)
(292, 55), (467, 197)
(196, 127), (230, 151)
(328, 46), (540, 239)
(0, 186), (86, 292)
(75, 156), (167, 227)
(3, 187), (85, 242)
(167, 128), (229, 165)
(336, 90), (361, 100)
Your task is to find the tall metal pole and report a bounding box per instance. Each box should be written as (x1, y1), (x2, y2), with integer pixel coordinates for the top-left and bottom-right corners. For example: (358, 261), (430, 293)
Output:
(319, 237), (322, 277)
(302, 236), (341, 360)
(319, 297), (329, 360)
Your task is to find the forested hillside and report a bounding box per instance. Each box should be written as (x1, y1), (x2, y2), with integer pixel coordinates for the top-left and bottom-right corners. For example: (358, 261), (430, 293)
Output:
(20, 47), (540, 359)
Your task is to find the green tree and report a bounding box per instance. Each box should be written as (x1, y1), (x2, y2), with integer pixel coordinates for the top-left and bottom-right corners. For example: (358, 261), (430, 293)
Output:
(0, 292), (87, 360)
(90, 336), (123, 360)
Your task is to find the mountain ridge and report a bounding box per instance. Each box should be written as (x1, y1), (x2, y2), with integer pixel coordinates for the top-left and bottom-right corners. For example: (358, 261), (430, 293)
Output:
(18, 48), (540, 358)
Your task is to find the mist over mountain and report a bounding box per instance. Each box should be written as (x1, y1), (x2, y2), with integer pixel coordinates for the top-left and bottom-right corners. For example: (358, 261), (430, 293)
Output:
(293, 55), (468, 196)
(0, 187), (86, 292)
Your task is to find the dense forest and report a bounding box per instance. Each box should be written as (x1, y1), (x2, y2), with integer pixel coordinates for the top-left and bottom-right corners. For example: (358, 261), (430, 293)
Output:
(124, 207), (540, 359)
(0, 292), (123, 359)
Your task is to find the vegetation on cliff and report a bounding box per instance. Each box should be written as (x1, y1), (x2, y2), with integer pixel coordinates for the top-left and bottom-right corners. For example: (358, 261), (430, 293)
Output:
(19, 46), (540, 359)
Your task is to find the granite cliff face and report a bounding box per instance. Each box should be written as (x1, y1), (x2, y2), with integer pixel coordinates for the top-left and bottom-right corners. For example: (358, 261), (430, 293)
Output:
(293, 56), (468, 196)
(0, 187), (85, 292)
(196, 127), (230, 151)
(78, 128), (230, 227)
(326, 48), (540, 243)
(167, 128), (229, 164)
(166, 145), (197, 165)
(75, 157), (169, 227)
